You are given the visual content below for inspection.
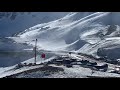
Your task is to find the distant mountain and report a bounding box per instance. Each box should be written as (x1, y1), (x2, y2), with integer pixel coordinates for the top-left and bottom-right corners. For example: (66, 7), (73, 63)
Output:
(0, 12), (69, 37)
(0, 12), (31, 20)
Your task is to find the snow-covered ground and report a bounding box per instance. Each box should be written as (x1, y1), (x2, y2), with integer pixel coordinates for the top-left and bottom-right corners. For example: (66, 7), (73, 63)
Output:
(0, 51), (120, 78)
(0, 56), (56, 78)
(14, 65), (120, 78)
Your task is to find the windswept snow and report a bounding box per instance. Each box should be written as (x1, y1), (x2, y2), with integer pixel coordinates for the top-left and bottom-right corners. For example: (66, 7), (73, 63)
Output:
(10, 12), (111, 52)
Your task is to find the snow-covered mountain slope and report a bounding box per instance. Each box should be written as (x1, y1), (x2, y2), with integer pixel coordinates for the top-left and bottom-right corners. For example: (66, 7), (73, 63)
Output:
(0, 12), (69, 37)
(78, 25), (120, 59)
(10, 12), (120, 59)
(0, 12), (31, 20)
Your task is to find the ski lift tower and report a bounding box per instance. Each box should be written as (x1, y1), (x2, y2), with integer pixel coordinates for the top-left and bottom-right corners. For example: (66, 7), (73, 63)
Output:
(25, 39), (38, 65)
(34, 39), (37, 65)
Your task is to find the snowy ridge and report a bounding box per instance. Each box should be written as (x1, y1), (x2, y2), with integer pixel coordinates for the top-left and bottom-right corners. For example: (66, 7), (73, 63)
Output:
(9, 12), (120, 59)
(10, 12), (110, 50)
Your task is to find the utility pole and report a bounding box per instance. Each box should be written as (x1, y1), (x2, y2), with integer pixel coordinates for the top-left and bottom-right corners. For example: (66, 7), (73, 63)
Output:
(34, 39), (37, 65)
